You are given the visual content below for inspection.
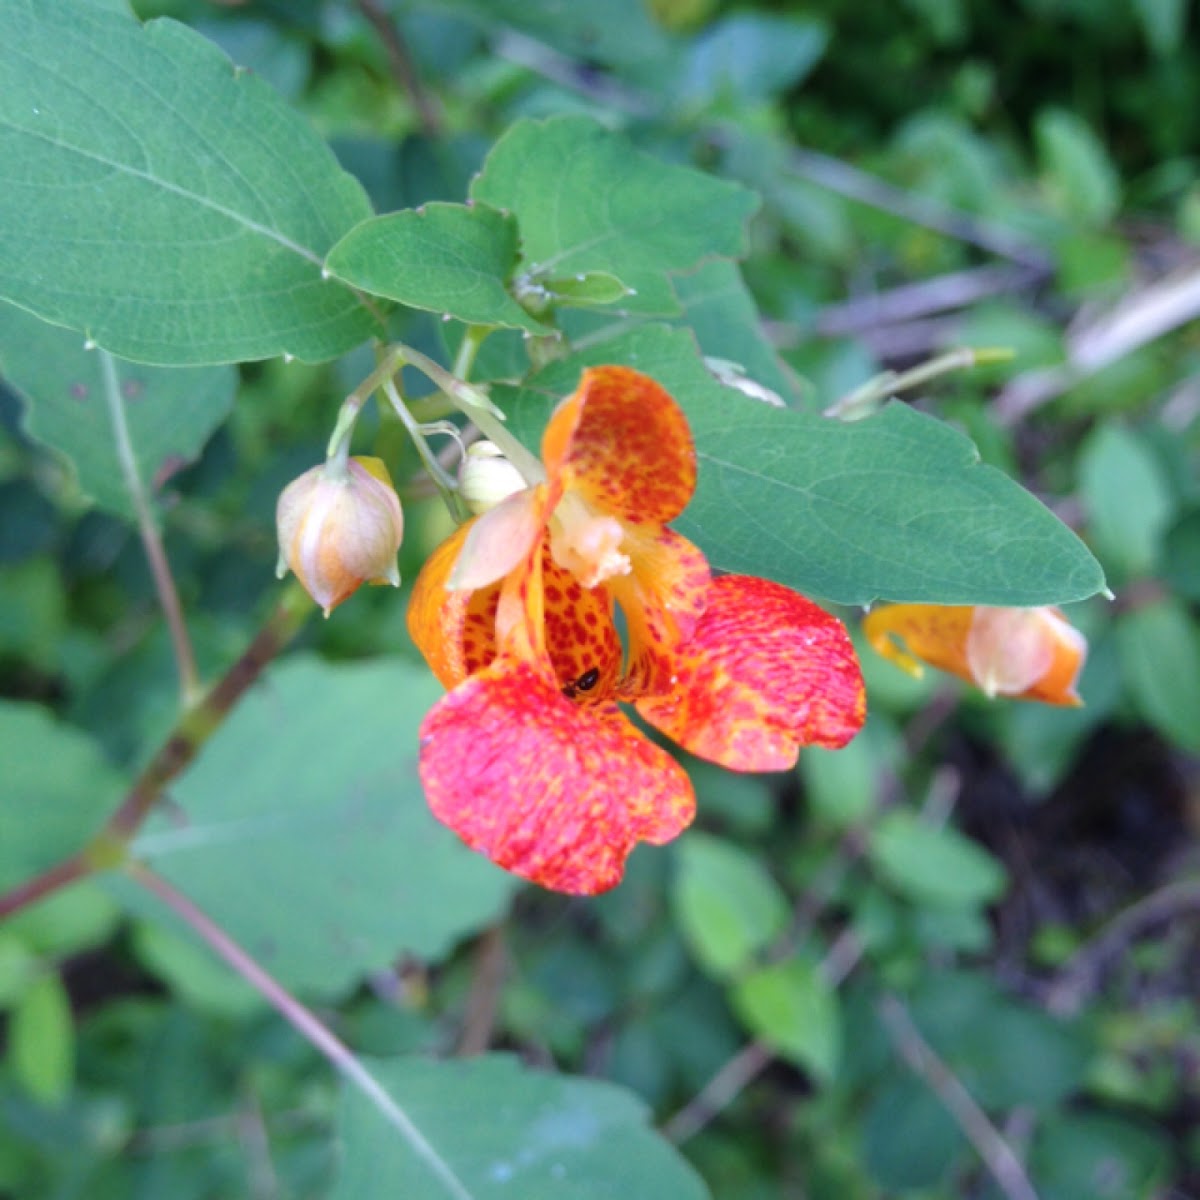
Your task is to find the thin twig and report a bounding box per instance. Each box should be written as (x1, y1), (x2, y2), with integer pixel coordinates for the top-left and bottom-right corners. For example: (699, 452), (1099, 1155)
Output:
(456, 924), (508, 1056)
(99, 350), (199, 703)
(129, 863), (473, 1200)
(662, 934), (865, 1145)
(1046, 878), (1200, 1015)
(0, 851), (91, 922)
(877, 993), (1041, 1200)
(812, 263), (1047, 338)
(355, 0), (443, 137)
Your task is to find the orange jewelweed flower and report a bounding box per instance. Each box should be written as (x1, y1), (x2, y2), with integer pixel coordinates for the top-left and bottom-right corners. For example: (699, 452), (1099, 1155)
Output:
(863, 603), (1086, 706)
(408, 366), (866, 895)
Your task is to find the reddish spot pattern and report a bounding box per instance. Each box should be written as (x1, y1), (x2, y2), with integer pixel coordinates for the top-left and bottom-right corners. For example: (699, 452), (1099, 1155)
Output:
(419, 658), (695, 894)
(636, 575), (866, 771)
(542, 367), (697, 526)
(541, 550), (621, 704)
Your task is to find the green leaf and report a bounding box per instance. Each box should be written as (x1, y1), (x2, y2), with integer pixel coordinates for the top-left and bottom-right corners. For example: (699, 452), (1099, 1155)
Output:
(539, 271), (635, 309)
(1078, 424), (1174, 580)
(731, 957), (840, 1082)
(1163, 509), (1200, 601)
(0, 0), (379, 365)
(868, 811), (1008, 909)
(1, 304), (236, 521)
(673, 258), (801, 407)
(9, 972), (75, 1106)
(0, 702), (124, 892)
(799, 725), (882, 830)
(1036, 107), (1121, 228)
(470, 117), (758, 317)
(1115, 599), (1200, 752)
(1131, 0), (1187, 56)
(502, 325), (1106, 605)
(126, 656), (517, 998)
(682, 13), (828, 102)
(415, 0), (672, 74)
(672, 832), (788, 977)
(863, 1077), (964, 1190)
(325, 203), (550, 333)
(1029, 1113), (1171, 1200)
(331, 1055), (710, 1200)
(130, 920), (262, 1018)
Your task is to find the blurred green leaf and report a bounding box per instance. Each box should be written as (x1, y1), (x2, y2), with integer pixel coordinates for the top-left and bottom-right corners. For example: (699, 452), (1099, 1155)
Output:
(1162, 509), (1200, 600)
(0, 0), (379, 364)
(1, 305), (236, 522)
(1036, 107), (1122, 227)
(862, 1076), (963, 1190)
(1116, 598), (1200, 751)
(539, 271), (635, 309)
(0, 702), (124, 891)
(471, 117), (758, 317)
(0, 935), (36, 1008)
(681, 13), (828, 103)
(325, 203), (550, 332)
(672, 832), (788, 977)
(800, 726), (881, 829)
(868, 812), (1008, 908)
(673, 258), (802, 407)
(1078, 424), (1174, 580)
(130, 920), (262, 1019)
(731, 957), (840, 1082)
(1131, 0), (1187, 56)
(125, 656), (517, 998)
(1029, 1112), (1172, 1200)
(331, 1055), (711, 1199)
(504, 325), (1106, 605)
(9, 973), (74, 1107)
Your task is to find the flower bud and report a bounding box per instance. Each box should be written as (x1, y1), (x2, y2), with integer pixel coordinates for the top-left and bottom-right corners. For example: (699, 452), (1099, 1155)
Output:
(458, 441), (528, 515)
(276, 456), (403, 616)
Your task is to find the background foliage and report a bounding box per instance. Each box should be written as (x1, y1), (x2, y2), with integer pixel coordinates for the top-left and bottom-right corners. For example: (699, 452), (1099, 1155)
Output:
(1, 0), (1197, 1197)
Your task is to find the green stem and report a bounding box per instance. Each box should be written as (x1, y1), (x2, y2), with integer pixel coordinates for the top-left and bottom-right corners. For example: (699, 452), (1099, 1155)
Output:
(0, 582), (315, 925)
(100, 351), (200, 705)
(825, 346), (1014, 420)
(128, 863), (473, 1200)
(379, 373), (465, 520)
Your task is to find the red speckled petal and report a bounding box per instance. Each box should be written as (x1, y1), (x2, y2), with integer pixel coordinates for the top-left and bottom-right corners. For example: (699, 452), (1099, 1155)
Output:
(419, 659), (696, 894)
(636, 575), (866, 771)
(408, 520), (502, 690)
(541, 549), (623, 704)
(542, 366), (696, 525)
(862, 603), (975, 682)
(614, 526), (711, 697)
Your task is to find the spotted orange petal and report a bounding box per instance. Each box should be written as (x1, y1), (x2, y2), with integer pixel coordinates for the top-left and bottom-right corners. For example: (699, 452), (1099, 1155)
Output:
(613, 526), (711, 697)
(542, 366), (697, 526)
(408, 520), (502, 690)
(862, 603), (975, 683)
(541, 549), (623, 704)
(635, 575), (866, 771)
(418, 658), (696, 894)
(864, 603), (1085, 706)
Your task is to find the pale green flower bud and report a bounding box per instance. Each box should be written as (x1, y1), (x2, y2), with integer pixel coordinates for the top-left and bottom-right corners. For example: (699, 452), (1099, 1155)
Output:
(458, 441), (529, 515)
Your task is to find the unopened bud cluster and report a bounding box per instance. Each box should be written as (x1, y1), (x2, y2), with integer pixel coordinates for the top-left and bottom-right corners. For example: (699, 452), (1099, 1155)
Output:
(276, 456), (403, 616)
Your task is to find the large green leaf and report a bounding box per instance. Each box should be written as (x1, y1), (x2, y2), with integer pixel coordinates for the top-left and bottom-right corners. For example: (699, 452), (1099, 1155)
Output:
(0, 0), (380, 365)
(127, 656), (518, 998)
(0, 702), (124, 891)
(470, 118), (758, 318)
(325, 203), (550, 333)
(331, 1055), (710, 1200)
(0, 304), (235, 522)
(501, 325), (1106, 605)
(1116, 599), (1200, 752)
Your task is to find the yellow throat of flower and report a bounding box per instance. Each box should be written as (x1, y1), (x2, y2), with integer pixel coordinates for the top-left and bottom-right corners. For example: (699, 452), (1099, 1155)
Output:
(548, 490), (632, 589)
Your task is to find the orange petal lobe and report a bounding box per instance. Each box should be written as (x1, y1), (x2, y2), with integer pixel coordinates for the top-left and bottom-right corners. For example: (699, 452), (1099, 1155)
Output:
(408, 520), (501, 690)
(614, 526), (711, 697)
(636, 575), (866, 771)
(419, 659), (696, 894)
(542, 366), (697, 525)
(862, 603), (976, 681)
